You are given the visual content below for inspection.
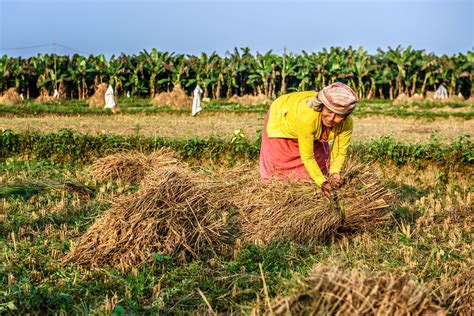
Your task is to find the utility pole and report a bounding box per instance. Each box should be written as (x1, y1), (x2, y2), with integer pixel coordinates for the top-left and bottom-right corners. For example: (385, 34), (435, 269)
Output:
(282, 46), (287, 95)
(53, 42), (57, 93)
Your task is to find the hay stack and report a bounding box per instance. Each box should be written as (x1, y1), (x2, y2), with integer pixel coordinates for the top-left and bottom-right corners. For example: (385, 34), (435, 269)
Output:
(393, 93), (409, 105)
(0, 88), (23, 105)
(232, 160), (392, 244)
(446, 94), (466, 103)
(269, 265), (443, 315)
(63, 165), (238, 270)
(151, 86), (192, 108)
(87, 83), (108, 108)
(34, 95), (58, 104)
(409, 93), (424, 103)
(89, 150), (178, 184)
(425, 91), (436, 102)
(228, 93), (272, 106)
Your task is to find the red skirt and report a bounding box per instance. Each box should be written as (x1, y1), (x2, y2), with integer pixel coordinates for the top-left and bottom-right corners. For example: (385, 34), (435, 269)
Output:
(259, 111), (330, 182)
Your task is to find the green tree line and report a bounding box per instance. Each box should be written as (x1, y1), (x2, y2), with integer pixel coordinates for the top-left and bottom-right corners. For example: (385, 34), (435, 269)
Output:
(1, 46), (472, 100)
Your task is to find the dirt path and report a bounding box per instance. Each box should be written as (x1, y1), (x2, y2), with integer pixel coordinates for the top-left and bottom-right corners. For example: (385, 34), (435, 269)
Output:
(1, 112), (472, 143)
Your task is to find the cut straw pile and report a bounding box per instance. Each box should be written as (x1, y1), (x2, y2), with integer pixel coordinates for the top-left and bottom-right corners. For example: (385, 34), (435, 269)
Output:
(269, 265), (443, 315)
(87, 83), (108, 108)
(229, 159), (392, 244)
(63, 165), (238, 270)
(0, 87), (23, 105)
(89, 149), (178, 184)
(151, 85), (192, 108)
(65, 153), (392, 269)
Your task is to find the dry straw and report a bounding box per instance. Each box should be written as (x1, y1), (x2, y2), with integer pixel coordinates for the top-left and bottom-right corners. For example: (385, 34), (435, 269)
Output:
(0, 87), (23, 105)
(65, 155), (392, 270)
(433, 268), (473, 315)
(89, 149), (178, 184)
(63, 164), (238, 270)
(226, 159), (392, 244)
(87, 83), (108, 108)
(269, 265), (444, 315)
(151, 85), (192, 108)
(34, 95), (58, 104)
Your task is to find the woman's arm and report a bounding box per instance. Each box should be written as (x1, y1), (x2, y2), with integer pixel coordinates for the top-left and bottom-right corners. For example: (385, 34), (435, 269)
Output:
(298, 132), (327, 187)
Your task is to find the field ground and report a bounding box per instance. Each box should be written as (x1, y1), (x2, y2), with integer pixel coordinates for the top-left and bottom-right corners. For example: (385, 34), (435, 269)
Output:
(1, 112), (473, 143)
(0, 99), (472, 314)
(0, 156), (472, 314)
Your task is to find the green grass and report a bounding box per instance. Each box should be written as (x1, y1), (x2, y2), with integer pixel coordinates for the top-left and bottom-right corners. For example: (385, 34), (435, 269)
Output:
(2, 129), (473, 167)
(1, 157), (472, 314)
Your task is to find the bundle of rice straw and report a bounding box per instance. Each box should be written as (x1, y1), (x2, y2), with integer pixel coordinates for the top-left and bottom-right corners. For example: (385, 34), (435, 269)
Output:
(89, 149), (178, 184)
(87, 83), (108, 108)
(268, 265), (443, 315)
(0, 87), (23, 105)
(34, 95), (58, 104)
(229, 160), (392, 244)
(63, 165), (238, 270)
(150, 85), (192, 108)
(393, 93), (410, 105)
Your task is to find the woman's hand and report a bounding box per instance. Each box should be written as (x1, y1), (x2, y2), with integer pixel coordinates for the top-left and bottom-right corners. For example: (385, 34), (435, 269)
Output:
(330, 173), (343, 188)
(321, 181), (334, 198)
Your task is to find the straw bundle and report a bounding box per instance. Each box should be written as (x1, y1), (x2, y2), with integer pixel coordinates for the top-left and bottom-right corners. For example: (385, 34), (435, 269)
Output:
(393, 93), (409, 105)
(87, 83), (108, 108)
(63, 165), (238, 270)
(34, 95), (58, 104)
(89, 149), (178, 184)
(0, 88), (23, 105)
(269, 265), (443, 315)
(232, 160), (392, 244)
(151, 86), (192, 108)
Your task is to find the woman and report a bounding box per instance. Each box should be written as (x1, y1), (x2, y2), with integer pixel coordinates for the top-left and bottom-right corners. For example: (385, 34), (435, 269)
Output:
(259, 82), (357, 198)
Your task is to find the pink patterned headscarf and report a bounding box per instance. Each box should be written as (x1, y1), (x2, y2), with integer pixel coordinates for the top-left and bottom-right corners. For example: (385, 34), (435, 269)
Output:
(307, 82), (358, 115)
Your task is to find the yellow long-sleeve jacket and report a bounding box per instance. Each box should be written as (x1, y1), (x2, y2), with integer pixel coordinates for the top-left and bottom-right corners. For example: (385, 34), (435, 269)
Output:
(266, 91), (353, 187)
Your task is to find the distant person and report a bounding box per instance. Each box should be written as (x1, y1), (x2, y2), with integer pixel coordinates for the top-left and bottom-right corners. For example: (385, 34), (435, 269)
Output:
(192, 85), (203, 116)
(259, 82), (357, 198)
(434, 84), (448, 100)
(104, 85), (117, 112)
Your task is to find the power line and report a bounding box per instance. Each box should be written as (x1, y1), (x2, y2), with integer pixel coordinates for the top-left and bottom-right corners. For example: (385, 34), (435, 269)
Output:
(0, 42), (86, 54)
(55, 43), (86, 55)
(0, 43), (54, 50)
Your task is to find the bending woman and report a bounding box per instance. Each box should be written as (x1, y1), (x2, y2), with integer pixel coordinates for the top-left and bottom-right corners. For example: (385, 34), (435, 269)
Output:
(259, 82), (357, 198)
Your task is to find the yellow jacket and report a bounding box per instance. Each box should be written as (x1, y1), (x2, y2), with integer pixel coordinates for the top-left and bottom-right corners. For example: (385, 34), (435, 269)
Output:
(266, 91), (353, 186)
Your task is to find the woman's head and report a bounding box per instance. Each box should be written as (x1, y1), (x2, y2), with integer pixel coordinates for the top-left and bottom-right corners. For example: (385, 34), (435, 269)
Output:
(307, 82), (358, 126)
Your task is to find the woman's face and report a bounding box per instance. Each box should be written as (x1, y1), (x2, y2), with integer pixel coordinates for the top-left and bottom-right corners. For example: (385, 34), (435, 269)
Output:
(321, 106), (345, 127)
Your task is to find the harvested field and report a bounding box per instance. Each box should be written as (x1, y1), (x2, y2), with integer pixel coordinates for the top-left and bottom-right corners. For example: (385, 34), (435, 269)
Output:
(2, 152), (472, 314)
(0, 113), (472, 143)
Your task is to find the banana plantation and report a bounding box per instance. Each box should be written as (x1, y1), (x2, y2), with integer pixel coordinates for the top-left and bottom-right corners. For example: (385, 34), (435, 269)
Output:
(0, 46), (472, 100)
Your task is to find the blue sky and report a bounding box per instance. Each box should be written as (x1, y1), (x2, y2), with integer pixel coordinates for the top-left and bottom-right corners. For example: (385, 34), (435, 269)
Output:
(0, 0), (472, 57)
